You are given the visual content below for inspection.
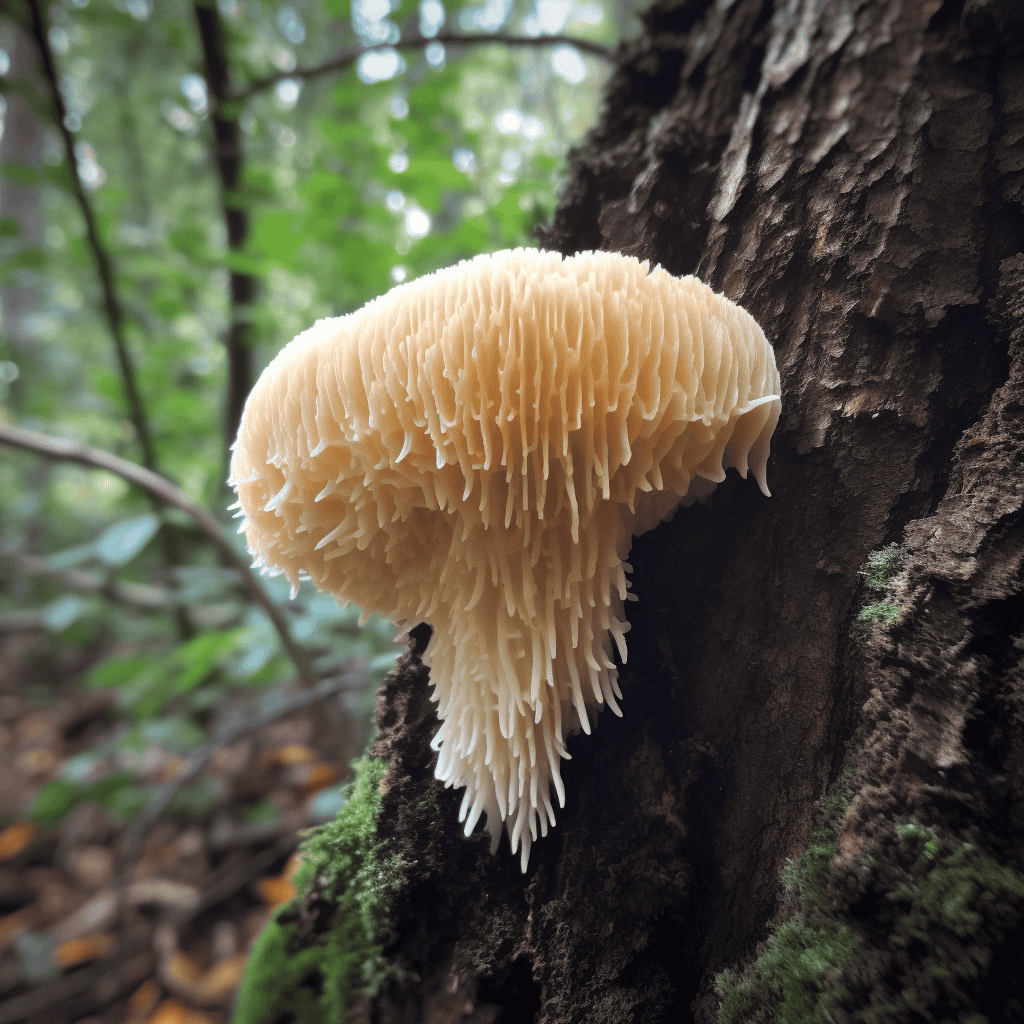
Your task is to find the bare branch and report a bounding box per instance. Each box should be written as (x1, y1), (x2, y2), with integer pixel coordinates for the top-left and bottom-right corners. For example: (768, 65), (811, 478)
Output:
(0, 422), (318, 691)
(22, 0), (158, 475)
(233, 31), (616, 102)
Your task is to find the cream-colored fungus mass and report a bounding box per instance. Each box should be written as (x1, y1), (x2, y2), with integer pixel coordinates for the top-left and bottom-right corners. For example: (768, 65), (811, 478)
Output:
(229, 248), (781, 871)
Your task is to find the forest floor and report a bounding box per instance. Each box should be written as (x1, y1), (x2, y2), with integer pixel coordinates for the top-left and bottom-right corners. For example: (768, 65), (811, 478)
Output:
(0, 629), (370, 1024)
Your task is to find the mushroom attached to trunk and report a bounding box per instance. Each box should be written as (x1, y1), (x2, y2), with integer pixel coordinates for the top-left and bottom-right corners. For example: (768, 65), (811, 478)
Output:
(229, 248), (781, 871)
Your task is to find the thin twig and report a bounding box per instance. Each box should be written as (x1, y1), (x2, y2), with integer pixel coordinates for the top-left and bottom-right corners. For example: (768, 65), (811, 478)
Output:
(23, 0), (158, 474)
(0, 422), (318, 691)
(233, 30), (616, 102)
(194, 2), (257, 456)
(10, 552), (193, 609)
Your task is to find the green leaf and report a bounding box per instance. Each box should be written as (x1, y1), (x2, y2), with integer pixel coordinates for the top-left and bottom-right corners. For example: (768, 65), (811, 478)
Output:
(1, 162), (74, 194)
(84, 771), (137, 809)
(169, 629), (241, 693)
(241, 798), (280, 826)
(85, 652), (160, 690)
(41, 595), (85, 633)
(104, 782), (150, 821)
(250, 210), (304, 260)
(0, 248), (47, 273)
(223, 250), (267, 275)
(0, 217), (21, 238)
(30, 780), (79, 825)
(167, 780), (217, 819)
(95, 514), (160, 565)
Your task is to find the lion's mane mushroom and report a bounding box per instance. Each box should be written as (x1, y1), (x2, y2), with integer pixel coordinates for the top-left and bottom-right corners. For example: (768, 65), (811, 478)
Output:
(229, 248), (781, 871)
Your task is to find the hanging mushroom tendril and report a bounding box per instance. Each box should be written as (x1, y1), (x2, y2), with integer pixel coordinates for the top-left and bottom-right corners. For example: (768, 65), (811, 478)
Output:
(229, 248), (782, 872)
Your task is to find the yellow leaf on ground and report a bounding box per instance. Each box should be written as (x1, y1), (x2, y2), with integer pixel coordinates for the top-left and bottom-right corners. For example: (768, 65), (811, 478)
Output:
(269, 743), (316, 766)
(53, 929), (116, 967)
(255, 874), (296, 907)
(143, 999), (220, 1024)
(0, 820), (35, 861)
(194, 952), (248, 1003)
(127, 979), (161, 1023)
(255, 852), (303, 908)
(296, 762), (343, 795)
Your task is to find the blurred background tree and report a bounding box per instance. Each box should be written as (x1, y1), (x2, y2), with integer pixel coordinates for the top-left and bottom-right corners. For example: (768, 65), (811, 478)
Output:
(0, 1), (632, 1019)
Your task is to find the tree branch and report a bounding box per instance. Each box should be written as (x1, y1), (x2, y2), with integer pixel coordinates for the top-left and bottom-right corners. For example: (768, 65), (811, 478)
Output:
(0, 422), (318, 691)
(193, 1), (256, 457)
(23, 0), (158, 475)
(232, 31), (616, 103)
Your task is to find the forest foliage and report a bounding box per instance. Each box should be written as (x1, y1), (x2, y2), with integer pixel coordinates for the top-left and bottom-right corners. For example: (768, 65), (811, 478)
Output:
(0, 0), (612, 828)
(0, 0), (615, 1014)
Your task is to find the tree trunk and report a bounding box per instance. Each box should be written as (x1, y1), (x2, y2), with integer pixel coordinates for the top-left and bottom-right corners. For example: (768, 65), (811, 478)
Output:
(277, 1), (1024, 1021)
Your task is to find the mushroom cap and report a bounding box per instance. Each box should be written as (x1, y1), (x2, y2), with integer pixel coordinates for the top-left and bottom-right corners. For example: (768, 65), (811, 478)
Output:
(230, 248), (781, 871)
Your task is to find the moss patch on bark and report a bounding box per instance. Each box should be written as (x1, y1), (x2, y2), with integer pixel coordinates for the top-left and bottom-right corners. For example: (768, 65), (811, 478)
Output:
(232, 758), (402, 1024)
(716, 804), (1024, 1024)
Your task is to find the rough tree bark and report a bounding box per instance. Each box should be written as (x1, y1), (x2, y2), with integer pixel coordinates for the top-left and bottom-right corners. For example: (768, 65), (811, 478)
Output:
(280, 1), (1024, 1021)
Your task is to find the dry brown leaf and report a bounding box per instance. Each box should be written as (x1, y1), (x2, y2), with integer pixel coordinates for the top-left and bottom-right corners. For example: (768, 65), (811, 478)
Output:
(16, 710), (58, 746)
(52, 928), (116, 967)
(65, 845), (114, 889)
(158, 755), (189, 782)
(293, 761), (343, 795)
(208, 741), (250, 777)
(159, 950), (248, 1006)
(174, 828), (204, 858)
(126, 979), (161, 1023)
(126, 878), (201, 911)
(14, 747), (57, 777)
(49, 888), (119, 944)
(0, 819), (35, 860)
(27, 866), (76, 920)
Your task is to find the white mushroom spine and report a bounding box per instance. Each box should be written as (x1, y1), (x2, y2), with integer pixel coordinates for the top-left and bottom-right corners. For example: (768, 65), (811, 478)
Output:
(229, 248), (781, 872)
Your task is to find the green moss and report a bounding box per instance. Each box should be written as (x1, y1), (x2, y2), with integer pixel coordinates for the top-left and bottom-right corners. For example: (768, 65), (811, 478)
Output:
(858, 545), (906, 591)
(856, 602), (902, 625)
(715, 815), (1024, 1024)
(232, 758), (402, 1024)
(716, 917), (859, 1024)
(854, 544), (907, 629)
